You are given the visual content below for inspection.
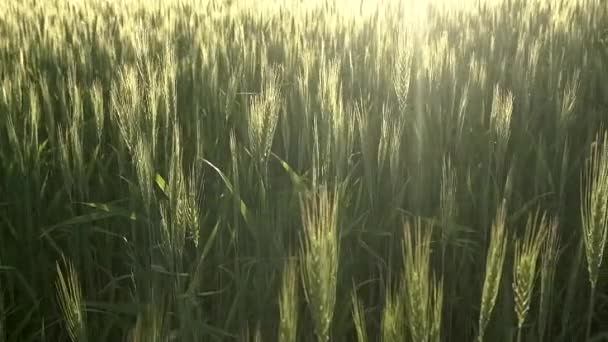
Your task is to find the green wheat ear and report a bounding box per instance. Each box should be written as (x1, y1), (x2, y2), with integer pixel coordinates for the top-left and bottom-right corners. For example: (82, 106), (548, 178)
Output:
(56, 256), (87, 342)
(538, 217), (560, 342)
(403, 218), (443, 342)
(351, 287), (369, 342)
(248, 68), (282, 169)
(477, 202), (508, 342)
(299, 185), (340, 342)
(279, 257), (299, 342)
(381, 286), (406, 342)
(581, 131), (608, 290)
(512, 210), (548, 342)
(128, 298), (167, 342)
(581, 130), (608, 341)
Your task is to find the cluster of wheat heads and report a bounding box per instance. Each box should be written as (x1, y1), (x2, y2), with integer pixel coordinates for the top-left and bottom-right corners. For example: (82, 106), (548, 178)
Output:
(0, 0), (607, 340)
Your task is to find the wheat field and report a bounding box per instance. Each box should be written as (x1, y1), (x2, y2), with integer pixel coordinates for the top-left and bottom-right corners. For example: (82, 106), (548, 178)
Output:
(1, 0), (608, 340)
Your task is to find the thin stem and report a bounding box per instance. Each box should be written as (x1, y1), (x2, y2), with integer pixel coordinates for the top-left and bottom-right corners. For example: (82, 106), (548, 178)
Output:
(517, 325), (522, 342)
(586, 285), (596, 342)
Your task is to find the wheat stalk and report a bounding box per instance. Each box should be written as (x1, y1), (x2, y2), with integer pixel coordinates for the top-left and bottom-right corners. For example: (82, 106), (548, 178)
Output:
(0, 262), (5, 342)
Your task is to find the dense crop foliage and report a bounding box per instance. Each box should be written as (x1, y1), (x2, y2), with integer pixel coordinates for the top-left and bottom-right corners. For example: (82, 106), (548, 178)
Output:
(1, 0), (608, 340)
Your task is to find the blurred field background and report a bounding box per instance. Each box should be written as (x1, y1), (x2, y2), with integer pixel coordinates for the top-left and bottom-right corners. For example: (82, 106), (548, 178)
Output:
(1, 0), (608, 340)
